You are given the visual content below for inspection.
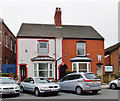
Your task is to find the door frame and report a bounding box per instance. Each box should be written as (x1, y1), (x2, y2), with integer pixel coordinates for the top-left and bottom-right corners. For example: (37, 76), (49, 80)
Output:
(19, 64), (27, 81)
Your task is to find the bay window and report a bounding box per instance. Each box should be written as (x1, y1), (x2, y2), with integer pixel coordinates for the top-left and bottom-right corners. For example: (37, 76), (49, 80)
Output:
(33, 63), (53, 78)
(77, 42), (86, 56)
(72, 62), (91, 73)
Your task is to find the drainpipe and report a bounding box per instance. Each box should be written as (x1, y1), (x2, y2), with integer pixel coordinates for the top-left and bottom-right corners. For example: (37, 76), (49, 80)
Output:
(54, 38), (57, 80)
(54, 38), (62, 80)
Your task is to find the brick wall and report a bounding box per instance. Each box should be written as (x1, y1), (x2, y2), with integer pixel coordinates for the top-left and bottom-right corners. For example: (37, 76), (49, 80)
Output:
(1, 22), (16, 65)
(62, 39), (105, 75)
(110, 49), (119, 76)
(105, 55), (110, 65)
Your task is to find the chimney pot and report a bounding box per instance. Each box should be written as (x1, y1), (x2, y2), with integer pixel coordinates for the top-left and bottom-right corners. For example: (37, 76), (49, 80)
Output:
(54, 7), (62, 28)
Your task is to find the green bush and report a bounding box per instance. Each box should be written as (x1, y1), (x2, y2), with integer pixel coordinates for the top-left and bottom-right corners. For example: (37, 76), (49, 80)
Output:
(97, 75), (101, 79)
(0, 73), (15, 77)
(66, 70), (74, 75)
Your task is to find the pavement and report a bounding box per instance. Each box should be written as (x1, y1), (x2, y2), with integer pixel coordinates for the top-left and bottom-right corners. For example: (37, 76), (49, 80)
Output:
(101, 83), (109, 89)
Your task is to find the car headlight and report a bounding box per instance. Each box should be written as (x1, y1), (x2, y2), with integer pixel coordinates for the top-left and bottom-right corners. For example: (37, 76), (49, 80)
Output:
(0, 88), (2, 90)
(15, 86), (20, 89)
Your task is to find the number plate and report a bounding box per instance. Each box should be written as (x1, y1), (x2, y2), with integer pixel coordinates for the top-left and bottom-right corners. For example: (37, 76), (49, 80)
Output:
(92, 81), (98, 83)
(3, 90), (15, 94)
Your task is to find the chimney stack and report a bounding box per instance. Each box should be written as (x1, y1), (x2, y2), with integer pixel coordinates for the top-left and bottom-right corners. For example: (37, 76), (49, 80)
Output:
(54, 7), (62, 28)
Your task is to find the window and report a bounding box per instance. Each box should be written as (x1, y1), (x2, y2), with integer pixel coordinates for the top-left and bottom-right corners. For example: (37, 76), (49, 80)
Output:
(79, 63), (87, 72)
(5, 57), (8, 64)
(24, 78), (31, 83)
(77, 42), (85, 56)
(5, 33), (8, 47)
(14, 41), (16, 53)
(38, 42), (48, 55)
(10, 37), (12, 50)
(73, 63), (77, 72)
(72, 62), (91, 73)
(33, 63), (53, 78)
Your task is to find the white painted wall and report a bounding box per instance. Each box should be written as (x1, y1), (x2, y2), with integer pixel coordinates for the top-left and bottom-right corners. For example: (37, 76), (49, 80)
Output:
(17, 38), (62, 79)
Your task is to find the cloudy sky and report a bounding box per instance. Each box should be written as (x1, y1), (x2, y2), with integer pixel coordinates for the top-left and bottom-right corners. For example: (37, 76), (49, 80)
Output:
(0, 0), (119, 48)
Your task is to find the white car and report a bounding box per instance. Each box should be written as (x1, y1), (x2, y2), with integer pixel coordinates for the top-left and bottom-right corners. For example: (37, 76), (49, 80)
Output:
(0, 77), (20, 96)
(109, 78), (120, 89)
(20, 77), (60, 96)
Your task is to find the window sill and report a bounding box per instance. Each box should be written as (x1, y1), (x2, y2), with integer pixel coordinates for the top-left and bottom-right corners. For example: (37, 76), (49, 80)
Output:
(4, 45), (9, 48)
(37, 55), (49, 57)
(76, 55), (86, 57)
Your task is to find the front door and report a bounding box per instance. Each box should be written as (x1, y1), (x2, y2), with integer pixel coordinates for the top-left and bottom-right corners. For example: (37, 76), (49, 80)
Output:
(97, 65), (102, 76)
(20, 65), (27, 81)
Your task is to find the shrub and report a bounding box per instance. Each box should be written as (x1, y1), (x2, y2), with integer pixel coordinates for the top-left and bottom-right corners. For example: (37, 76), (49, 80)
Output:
(0, 73), (15, 78)
(66, 70), (74, 75)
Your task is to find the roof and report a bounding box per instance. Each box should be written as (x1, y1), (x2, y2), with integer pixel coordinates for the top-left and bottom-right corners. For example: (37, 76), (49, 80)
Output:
(31, 56), (55, 61)
(105, 43), (120, 55)
(70, 56), (92, 62)
(17, 23), (104, 40)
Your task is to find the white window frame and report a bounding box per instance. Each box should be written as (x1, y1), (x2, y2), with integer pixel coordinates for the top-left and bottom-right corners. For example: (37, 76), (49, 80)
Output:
(10, 37), (12, 50)
(33, 63), (53, 78)
(77, 42), (86, 56)
(14, 41), (16, 53)
(72, 62), (91, 73)
(38, 42), (48, 56)
(5, 33), (8, 47)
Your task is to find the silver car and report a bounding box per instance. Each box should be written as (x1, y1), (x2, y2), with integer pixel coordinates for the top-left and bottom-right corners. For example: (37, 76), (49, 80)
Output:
(20, 77), (60, 96)
(109, 78), (120, 89)
(58, 72), (101, 95)
(0, 77), (20, 96)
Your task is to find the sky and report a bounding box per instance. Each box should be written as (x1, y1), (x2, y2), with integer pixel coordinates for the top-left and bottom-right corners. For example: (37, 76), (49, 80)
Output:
(0, 0), (119, 48)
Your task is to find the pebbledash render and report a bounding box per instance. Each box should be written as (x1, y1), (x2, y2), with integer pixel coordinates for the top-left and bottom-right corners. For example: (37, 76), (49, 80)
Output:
(17, 8), (105, 81)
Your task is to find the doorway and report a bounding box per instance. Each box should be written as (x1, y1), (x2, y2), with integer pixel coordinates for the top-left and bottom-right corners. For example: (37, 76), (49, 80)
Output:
(97, 65), (102, 76)
(20, 65), (27, 81)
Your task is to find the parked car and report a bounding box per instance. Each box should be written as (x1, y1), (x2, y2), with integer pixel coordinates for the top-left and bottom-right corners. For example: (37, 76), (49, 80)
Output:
(58, 72), (101, 95)
(0, 77), (20, 96)
(20, 77), (60, 96)
(109, 78), (120, 89)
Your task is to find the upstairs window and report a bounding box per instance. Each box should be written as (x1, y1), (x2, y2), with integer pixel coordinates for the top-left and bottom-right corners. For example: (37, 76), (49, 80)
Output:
(10, 37), (12, 50)
(5, 33), (8, 47)
(5, 57), (8, 64)
(77, 42), (86, 56)
(14, 41), (16, 53)
(38, 41), (48, 56)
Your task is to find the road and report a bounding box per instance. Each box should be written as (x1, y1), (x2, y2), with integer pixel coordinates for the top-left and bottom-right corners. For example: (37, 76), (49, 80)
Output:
(1, 89), (119, 100)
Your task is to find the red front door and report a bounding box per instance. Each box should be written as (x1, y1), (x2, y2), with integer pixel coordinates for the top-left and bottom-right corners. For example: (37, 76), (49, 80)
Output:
(20, 65), (27, 81)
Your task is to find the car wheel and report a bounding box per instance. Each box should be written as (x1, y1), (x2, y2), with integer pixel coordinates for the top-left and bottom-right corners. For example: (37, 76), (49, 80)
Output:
(16, 93), (20, 96)
(54, 92), (59, 95)
(92, 90), (99, 94)
(75, 86), (83, 95)
(20, 86), (24, 93)
(34, 88), (40, 96)
(110, 83), (117, 89)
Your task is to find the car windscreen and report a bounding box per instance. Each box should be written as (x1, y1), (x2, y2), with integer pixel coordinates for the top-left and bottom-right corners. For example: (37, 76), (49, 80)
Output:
(84, 73), (98, 79)
(0, 77), (16, 84)
(34, 78), (50, 83)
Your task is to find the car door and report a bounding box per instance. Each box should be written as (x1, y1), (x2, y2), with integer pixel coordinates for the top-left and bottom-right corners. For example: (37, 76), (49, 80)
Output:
(27, 77), (36, 92)
(58, 75), (71, 90)
(118, 78), (120, 87)
(22, 78), (31, 91)
(67, 74), (83, 91)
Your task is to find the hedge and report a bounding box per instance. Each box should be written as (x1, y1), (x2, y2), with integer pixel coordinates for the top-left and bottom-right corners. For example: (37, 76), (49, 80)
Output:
(0, 73), (15, 77)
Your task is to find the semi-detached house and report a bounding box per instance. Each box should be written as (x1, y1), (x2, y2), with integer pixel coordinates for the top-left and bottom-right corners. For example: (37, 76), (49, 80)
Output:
(17, 8), (105, 81)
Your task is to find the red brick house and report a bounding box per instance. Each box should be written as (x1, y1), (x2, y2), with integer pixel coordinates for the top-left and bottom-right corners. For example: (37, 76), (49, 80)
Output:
(17, 8), (105, 81)
(105, 43), (120, 81)
(0, 18), (16, 73)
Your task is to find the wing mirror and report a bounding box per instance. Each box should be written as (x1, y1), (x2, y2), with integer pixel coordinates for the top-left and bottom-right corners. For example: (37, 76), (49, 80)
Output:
(30, 81), (34, 84)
